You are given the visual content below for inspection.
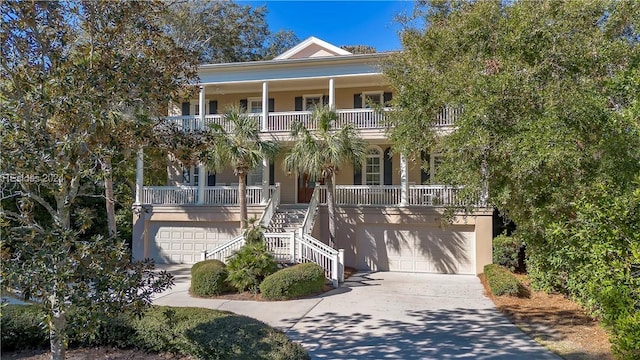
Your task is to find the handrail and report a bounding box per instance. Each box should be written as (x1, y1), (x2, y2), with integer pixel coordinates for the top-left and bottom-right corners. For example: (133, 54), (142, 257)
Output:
(302, 234), (338, 256)
(260, 184), (281, 227)
(299, 234), (340, 287)
(202, 235), (245, 262)
(300, 184), (320, 236)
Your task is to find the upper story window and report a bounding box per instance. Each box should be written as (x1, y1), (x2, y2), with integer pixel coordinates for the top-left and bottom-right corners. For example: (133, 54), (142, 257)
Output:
(304, 95), (323, 110)
(364, 146), (383, 185)
(362, 92), (383, 108)
(248, 98), (262, 113)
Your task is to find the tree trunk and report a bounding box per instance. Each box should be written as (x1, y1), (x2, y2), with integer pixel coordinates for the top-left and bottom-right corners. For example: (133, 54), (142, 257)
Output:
(239, 172), (247, 230)
(104, 155), (117, 237)
(326, 176), (336, 248)
(49, 290), (66, 360)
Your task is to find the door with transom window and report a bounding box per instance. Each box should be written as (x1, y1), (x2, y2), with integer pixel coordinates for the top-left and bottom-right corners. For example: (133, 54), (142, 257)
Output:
(297, 173), (323, 203)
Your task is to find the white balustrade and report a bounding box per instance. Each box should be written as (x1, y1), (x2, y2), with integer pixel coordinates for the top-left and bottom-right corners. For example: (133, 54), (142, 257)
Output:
(435, 106), (462, 127)
(335, 185), (402, 206)
(203, 235), (245, 262)
(260, 184), (281, 227)
(264, 232), (295, 262)
(336, 108), (387, 129)
(267, 111), (313, 131)
(143, 185), (265, 205)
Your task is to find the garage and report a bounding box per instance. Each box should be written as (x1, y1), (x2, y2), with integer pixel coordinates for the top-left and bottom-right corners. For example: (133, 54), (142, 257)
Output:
(356, 225), (475, 274)
(148, 222), (239, 264)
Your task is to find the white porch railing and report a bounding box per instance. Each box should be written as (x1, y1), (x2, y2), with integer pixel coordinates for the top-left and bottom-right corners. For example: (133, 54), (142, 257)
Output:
(336, 108), (387, 129)
(259, 184), (281, 227)
(143, 186), (198, 205)
(142, 185), (272, 205)
(166, 107), (457, 133)
(316, 185), (471, 207)
(264, 232), (295, 263)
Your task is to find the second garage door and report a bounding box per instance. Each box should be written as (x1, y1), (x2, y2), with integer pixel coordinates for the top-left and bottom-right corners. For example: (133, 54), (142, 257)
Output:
(357, 225), (475, 274)
(148, 222), (239, 264)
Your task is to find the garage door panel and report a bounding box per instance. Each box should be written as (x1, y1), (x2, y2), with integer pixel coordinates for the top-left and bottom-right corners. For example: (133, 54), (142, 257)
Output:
(357, 225), (475, 275)
(149, 222), (239, 264)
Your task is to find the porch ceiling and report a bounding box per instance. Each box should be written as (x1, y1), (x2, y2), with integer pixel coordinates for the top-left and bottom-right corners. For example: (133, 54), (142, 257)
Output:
(202, 74), (387, 95)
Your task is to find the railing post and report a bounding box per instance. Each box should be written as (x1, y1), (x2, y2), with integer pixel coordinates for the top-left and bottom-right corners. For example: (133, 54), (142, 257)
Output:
(197, 164), (205, 205)
(135, 148), (144, 205)
(201, 251), (207, 261)
(338, 249), (344, 283)
(290, 232), (296, 263)
(400, 154), (408, 205)
(332, 252), (339, 288)
(262, 81), (269, 131)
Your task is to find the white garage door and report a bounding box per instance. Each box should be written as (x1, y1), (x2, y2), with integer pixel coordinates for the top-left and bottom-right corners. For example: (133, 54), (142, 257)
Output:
(357, 225), (475, 274)
(149, 222), (239, 264)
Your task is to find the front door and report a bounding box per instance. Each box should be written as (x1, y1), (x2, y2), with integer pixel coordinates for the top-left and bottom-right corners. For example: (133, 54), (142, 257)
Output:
(297, 173), (322, 203)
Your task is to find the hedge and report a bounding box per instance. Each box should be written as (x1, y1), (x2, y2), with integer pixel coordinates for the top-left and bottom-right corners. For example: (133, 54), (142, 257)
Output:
(191, 259), (231, 297)
(1, 305), (310, 359)
(484, 264), (524, 297)
(260, 263), (326, 301)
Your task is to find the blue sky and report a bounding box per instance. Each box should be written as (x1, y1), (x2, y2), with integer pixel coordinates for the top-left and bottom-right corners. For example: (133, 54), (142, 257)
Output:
(241, 1), (415, 52)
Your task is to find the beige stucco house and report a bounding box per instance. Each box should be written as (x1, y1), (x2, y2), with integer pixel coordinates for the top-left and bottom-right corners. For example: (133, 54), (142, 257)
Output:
(131, 37), (493, 285)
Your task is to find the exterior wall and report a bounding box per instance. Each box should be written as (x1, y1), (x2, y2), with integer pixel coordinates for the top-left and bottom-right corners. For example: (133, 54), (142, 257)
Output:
(312, 206), (493, 275)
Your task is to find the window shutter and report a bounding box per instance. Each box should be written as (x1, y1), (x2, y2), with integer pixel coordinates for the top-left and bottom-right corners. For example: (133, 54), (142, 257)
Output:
(181, 102), (190, 116)
(353, 94), (362, 108)
(384, 147), (393, 185)
(268, 98), (275, 112)
(322, 95), (329, 106)
(383, 92), (393, 106)
(239, 99), (248, 111)
(269, 161), (275, 185)
(294, 97), (303, 111)
(209, 100), (218, 114)
(421, 151), (431, 184)
(207, 171), (216, 186)
(353, 167), (362, 185)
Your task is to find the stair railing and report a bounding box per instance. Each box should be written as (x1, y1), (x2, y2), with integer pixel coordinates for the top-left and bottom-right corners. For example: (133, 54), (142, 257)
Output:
(201, 234), (245, 262)
(298, 234), (343, 288)
(259, 183), (280, 228)
(299, 184), (320, 237)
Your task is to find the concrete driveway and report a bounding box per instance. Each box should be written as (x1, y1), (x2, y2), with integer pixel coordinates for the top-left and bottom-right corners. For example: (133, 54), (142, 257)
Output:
(154, 266), (559, 359)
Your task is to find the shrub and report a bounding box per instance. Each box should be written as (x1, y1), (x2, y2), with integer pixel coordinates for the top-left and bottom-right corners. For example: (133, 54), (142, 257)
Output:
(0, 304), (48, 351)
(1, 305), (310, 359)
(492, 232), (523, 272)
(484, 264), (524, 297)
(611, 311), (640, 360)
(191, 259), (230, 297)
(260, 263), (326, 300)
(226, 242), (278, 293)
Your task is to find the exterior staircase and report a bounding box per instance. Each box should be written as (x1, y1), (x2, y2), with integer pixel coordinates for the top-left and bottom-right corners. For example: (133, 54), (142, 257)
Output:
(266, 204), (307, 233)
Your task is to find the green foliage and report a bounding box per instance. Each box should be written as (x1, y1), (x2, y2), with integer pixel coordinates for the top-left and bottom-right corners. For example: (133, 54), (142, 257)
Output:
(190, 260), (231, 297)
(483, 264), (524, 297)
(260, 263), (326, 301)
(0, 305), (48, 351)
(611, 311), (640, 360)
(492, 233), (522, 272)
(162, 1), (299, 63)
(226, 242), (278, 294)
(1, 305), (310, 359)
(386, 0), (640, 353)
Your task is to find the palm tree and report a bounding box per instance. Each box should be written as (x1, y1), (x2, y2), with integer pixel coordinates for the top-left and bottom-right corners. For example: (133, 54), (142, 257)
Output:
(284, 105), (366, 248)
(204, 105), (279, 229)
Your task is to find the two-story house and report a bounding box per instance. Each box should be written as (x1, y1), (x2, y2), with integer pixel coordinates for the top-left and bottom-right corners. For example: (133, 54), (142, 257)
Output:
(131, 37), (493, 284)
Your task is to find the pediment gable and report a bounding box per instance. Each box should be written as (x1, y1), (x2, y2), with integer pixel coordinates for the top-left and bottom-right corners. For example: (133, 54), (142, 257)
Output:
(274, 36), (351, 60)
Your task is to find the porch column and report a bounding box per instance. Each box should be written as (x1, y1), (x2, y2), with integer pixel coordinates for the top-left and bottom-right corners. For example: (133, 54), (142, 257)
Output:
(197, 164), (206, 205)
(400, 154), (408, 206)
(134, 148), (144, 205)
(328, 78), (335, 109)
(198, 85), (205, 129)
(262, 81), (269, 131)
(261, 157), (270, 204)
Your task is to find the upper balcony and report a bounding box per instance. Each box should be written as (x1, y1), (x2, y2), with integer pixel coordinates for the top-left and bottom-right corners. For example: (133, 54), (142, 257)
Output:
(163, 107), (459, 140)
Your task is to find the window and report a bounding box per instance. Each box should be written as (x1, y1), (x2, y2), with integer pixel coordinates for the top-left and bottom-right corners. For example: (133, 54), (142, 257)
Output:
(248, 98), (262, 113)
(304, 95), (322, 110)
(248, 168), (263, 186)
(364, 146), (383, 185)
(182, 165), (201, 185)
(362, 92), (382, 108)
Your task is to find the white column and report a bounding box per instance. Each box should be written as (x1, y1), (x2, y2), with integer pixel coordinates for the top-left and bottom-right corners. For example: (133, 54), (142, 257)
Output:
(400, 154), (408, 206)
(328, 78), (335, 110)
(198, 85), (205, 130)
(134, 148), (144, 205)
(197, 164), (206, 205)
(261, 157), (270, 204)
(262, 81), (269, 131)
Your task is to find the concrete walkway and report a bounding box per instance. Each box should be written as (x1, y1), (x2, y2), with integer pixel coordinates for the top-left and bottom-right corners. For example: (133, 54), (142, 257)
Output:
(154, 265), (559, 359)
